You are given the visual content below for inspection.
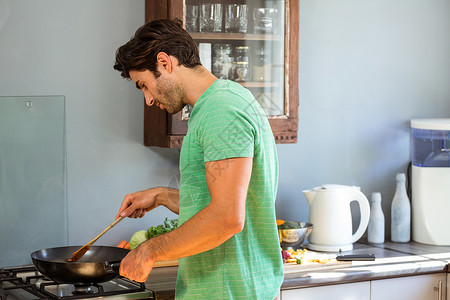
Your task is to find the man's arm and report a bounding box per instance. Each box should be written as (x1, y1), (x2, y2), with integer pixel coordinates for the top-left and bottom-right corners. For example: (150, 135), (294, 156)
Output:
(119, 157), (252, 282)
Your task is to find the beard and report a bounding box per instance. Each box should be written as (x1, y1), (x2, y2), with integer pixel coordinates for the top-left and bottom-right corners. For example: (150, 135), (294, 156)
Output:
(155, 77), (187, 115)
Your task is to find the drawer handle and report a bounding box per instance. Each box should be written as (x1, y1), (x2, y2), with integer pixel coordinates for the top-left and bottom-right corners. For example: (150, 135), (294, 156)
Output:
(433, 280), (442, 300)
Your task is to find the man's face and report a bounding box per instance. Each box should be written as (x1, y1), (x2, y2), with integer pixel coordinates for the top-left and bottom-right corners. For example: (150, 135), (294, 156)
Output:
(129, 69), (186, 115)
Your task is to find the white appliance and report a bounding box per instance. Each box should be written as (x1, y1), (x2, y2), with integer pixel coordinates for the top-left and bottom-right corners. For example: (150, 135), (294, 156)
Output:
(303, 185), (370, 252)
(411, 118), (450, 245)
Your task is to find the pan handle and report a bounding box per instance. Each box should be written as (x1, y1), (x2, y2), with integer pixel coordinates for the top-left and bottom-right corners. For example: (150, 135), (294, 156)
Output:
(105, 262), (121, 274)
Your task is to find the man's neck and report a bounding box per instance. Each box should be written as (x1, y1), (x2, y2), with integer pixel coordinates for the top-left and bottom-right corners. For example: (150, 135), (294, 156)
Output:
(178, 66), (218, 107)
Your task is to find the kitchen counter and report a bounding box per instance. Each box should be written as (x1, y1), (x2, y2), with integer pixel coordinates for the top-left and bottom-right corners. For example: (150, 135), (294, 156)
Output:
(146, 266), (178, 300)
(282, 241), (450, 290)
(145, 241), (450, 299)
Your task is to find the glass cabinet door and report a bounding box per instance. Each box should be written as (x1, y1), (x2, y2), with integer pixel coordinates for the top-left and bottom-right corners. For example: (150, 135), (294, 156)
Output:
(143, 0), (298, 147)
(183, 0), (286, 118)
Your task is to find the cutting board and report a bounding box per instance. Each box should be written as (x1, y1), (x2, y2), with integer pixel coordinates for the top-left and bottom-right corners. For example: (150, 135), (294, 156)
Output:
(283, 250), (352, 273)
(154, 259), (179, 268)
(284, 259), (351, 273)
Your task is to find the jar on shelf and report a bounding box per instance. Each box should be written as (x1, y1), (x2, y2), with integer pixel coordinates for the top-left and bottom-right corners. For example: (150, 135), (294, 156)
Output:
(232, 46), (250, 82)
(212, 44), (233, 79)
(253, 47), (272, 81)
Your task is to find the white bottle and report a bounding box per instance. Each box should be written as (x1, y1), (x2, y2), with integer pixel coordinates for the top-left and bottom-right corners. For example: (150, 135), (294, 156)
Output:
(368, 192), (385, 244)
(391, 173), (411, 242)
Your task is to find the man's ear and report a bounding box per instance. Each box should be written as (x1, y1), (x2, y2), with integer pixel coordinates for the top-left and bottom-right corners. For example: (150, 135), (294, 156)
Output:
(156, 52), (173, 73)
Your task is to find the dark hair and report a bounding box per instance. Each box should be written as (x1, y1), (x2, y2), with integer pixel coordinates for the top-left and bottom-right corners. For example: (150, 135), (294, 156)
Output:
(114, 19), (202, 79)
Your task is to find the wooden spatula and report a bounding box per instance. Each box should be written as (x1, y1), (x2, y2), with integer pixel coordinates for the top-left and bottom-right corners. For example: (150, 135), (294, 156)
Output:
(68, 217), (124, 262)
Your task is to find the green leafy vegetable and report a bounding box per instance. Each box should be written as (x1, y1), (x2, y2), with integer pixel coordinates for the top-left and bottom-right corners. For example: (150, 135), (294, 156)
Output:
(147, 218), (179, 239)
(128, 218), (179, 250)
(129, 230), (147, 250)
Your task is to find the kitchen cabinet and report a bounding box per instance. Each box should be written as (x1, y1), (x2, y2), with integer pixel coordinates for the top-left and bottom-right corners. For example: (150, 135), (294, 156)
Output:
(144, 0), (299, 148)
(281, 273), (446, 300)
(447, 272), (450, 300)
(281, 281), (370, 300)
(371, 273), (446, 300)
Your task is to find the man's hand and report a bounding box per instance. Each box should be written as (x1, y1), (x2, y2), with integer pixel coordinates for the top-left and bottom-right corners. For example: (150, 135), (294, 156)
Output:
(116, 188), (159, 219)
(115, 187), (180, 219)
(119, 243), (156, 282)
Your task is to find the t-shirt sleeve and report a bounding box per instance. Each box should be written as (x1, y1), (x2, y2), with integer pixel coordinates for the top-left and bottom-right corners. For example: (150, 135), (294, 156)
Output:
(198, 100), (256, 163)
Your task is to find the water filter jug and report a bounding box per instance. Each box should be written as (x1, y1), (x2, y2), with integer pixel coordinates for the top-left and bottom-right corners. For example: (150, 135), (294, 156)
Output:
(411, 118), (450, 245)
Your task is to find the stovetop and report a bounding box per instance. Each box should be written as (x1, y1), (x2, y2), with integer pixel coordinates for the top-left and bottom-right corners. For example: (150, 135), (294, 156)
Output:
(0, 266), (154, 299)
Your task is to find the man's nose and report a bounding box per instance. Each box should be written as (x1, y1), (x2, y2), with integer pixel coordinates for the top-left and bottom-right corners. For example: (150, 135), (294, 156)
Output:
(145, 95), (155, 106)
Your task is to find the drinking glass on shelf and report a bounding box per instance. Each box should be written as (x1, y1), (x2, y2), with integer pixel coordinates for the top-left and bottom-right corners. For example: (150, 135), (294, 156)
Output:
(253, 8), (278, 34)
(199, 3), (222, 33)
(185, 5), (199, 32)
(225, 4), (248, 33)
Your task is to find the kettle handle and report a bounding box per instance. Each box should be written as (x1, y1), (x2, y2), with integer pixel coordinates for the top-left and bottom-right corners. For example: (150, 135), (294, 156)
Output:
(351, 189), (371, 244)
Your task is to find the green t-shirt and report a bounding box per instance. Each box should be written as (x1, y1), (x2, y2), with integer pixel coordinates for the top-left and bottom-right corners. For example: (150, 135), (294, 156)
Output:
(176, 80), (283, 299)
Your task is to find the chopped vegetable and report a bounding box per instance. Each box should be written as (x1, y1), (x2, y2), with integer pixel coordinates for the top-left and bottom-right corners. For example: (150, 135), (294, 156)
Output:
(124, 242), (130, 250)
(129, 230), (147, 250)
(276, 219), (285, 226)
(283, 248), (334, 265)
(147, 218), (179, 239)
(281, 250), (291, 263)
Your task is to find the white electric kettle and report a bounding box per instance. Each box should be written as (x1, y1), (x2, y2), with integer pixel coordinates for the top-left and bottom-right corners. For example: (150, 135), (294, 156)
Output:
(303, 185), (370, 252)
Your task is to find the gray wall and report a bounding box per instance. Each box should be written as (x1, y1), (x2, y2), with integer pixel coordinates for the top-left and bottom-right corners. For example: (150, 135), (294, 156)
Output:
(1, 0), (449, 249)
(0, 0), (179, 246)
(277, 0), (450, 232)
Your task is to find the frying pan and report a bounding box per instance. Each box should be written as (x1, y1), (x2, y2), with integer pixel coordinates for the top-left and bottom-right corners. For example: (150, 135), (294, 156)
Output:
(31, 246), (129, 284)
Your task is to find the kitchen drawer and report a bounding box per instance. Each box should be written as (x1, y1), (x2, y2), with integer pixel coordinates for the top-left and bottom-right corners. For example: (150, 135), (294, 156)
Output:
(281, 281), (370, 300)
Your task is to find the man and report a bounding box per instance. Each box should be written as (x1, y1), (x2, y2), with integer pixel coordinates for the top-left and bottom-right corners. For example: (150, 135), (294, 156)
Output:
(113, 19), (283, 299)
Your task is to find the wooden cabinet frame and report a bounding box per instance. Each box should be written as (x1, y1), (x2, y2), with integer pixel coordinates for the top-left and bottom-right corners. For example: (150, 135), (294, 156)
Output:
(144, 0), (298, 148)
